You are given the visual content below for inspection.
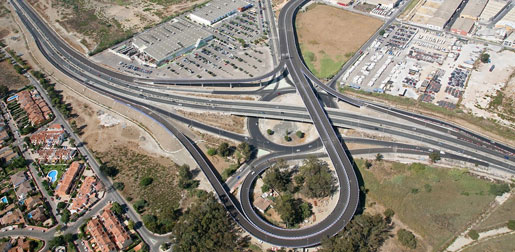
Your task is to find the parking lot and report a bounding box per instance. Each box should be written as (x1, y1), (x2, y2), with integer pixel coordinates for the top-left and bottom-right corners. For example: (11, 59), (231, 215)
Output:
(92, 1), (274, 80)
(340, 23), (483, 109)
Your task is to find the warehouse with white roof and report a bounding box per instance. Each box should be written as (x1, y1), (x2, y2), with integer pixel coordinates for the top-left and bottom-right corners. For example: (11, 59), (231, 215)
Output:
(132, 19), (213, 66)
(189, 0), (252, 26)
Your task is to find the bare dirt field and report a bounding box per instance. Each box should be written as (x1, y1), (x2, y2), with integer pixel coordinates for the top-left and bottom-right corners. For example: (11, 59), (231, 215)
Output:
(28, 0), (207, 53)
(175, 109), (247, 134)
(0, 61), (29, 91)
(296, 4), (383, 80)
(462, 49), (515, 128)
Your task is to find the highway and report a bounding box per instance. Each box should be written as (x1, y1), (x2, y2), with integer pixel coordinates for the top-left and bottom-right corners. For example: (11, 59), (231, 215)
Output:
(9, 0), (515, 248)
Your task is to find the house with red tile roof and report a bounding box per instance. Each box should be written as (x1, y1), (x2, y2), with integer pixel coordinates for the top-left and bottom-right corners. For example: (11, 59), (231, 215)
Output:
(70, 176), (103, 214)
(55, 162), (82, 199)
(87, 218), (117, 252)
(36, 148), (76, 164)
(100, 207), (133, 250)
(30, 124), (66, 148)
(0, 209), (25, 226)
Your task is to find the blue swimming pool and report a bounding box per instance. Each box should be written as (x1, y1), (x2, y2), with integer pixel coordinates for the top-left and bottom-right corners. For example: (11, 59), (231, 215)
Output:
(48, 170), (58, 183)
(0, 196), (7, 204)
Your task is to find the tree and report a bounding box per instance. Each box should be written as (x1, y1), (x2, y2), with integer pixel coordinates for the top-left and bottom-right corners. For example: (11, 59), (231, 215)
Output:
(178, 164), (198, 190)
(428, 151), (441, 163)
(274, 193), (312, 227)
(262, 160), (290, 192)
(384, 208), (395, 221)
(379, 29), (385, 36)
(375, 153), (383, 162)
(113, 182), (125, 190)
(267, 129), (274, 135)
(48, 236), (65, 248)
(238, 142), (252, 162)
(320, 214), (391, 252)
(468, 230), (479, 240)
(133, 199), (147, 213)
(397, 229), (417, 249)
(140, 177), (153, 187)
(0, 85), (8, 98)
(57, 202), (66, 210)
(100, 164), (118, 177)
(293, 175), (304, 185)
(298, 157), (336, 198)
(480, 53), (490, 63)
(172, 194), (248, 252)
(508, 220), (515, 230)
(61, 209), (71, 223)
(207, 148), (217, 156)
(284, 135), (291, 142)
(217, 142), (231, 157)
(111, 202), (124, 216)
(365, 160), (373, 169)
(296, 131), (304, 138)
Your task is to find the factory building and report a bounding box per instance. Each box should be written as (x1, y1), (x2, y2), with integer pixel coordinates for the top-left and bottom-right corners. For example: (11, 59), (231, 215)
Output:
(451, 0), (489, 36)
(479, 0), (509, 22)
(409, 0), (462, 31)
(131, 19), (213, 66)
(363, 0), (402, 8)
(188, 0), (252, 26)
(495, 6), (515, 30)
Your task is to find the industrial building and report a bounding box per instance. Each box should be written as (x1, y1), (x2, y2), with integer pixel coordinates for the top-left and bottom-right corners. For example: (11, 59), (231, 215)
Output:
(409, 0), (462, 30)
(131, 19), (213, 66)
(460, 0), (489, 20)
(479, 0), (509, 22)
(495, 6), (515, 30)
(363, 0), (402, 8)
(451, 0), (489, 36)
(188, 0), (252, 26)
(451, 18), (476, 35)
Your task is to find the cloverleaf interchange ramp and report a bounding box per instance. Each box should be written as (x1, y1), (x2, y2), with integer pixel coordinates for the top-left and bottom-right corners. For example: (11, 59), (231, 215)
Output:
(10, 0), (515, 248)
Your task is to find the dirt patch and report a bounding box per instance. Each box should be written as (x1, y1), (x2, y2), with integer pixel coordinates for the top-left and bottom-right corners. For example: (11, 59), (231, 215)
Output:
(28, 0), (208, 53)
(296, 4), (383, 79)
(176, 109), (247, 134)
(183, 93), (257, 101)
(0, 60), (29, 90)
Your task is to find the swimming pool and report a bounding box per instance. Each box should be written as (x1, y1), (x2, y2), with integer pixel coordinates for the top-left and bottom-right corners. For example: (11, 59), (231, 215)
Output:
(47, 170), (58, 183)
(0, 196), (7, 204)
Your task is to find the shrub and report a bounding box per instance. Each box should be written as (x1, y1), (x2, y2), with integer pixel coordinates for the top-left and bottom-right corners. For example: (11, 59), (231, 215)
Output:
(397, 229), (417, 249)
(295, 131), (304, 138)
(467, 230), (479, 240)
(489, 183), (510, 196)
(508, 220), (515, 230)
(267, 129), (274, 135)
(207, 148), (217, 156)
(113, 182), (125, 190)
(140, 177), (153, 187)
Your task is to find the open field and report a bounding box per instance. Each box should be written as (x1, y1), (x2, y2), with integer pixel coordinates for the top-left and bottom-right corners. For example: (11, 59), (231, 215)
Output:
(95, 146), (181, 219)
(356, 159), (498, 251)
(28, 0), (207, 53)
(462, 233), (515, 252)
(475, 194), (515, 232)
(0, 60), (29, 91)
(296, 4), (382, 80)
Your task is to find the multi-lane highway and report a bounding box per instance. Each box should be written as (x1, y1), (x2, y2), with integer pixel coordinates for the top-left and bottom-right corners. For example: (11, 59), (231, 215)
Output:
(9, 0), (515, 248)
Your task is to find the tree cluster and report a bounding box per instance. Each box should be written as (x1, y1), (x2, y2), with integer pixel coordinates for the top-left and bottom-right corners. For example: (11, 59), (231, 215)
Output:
(177, 164), (199, 190)
(262, 160), (291, 193)
(320, 213), (392, 252)
(274, 193), (312, 227)
(297, 157), (337, 198)
(171, 193), (248, 251)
